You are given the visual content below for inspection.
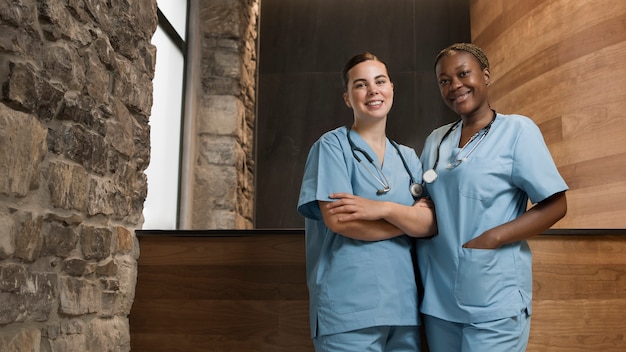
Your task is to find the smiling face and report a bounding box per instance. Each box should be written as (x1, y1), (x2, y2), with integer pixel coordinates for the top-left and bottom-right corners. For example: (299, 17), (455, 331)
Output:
(435, 50), (491, 118)
(343, 59), (394, 123)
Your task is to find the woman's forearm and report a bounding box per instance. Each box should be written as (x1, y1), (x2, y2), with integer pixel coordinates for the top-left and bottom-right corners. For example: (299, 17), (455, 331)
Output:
(465, 191), (567, 249)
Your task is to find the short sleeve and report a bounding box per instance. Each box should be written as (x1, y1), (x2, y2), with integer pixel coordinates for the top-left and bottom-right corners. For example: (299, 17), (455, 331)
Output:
(511, 121), (568, 204)
(297, 132), (353, 220)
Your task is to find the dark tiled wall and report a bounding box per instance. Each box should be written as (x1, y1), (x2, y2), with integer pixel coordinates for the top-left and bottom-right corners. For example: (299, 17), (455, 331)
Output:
(256, 0), (470, 228)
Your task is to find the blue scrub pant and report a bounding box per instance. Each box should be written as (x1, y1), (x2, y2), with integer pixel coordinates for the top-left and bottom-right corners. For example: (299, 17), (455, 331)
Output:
(313, 325), (421, 352)
(423, 310), (530, 352)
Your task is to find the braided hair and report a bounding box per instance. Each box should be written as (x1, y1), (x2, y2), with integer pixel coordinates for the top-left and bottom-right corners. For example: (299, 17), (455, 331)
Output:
(434, 43), (490, 71)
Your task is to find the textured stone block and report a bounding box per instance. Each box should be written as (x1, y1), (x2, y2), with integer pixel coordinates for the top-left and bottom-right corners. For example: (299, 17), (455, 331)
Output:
(0, 105), (46, 197)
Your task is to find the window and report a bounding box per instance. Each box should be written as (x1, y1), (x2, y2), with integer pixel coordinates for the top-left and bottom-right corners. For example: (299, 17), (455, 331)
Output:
(142, 3), (188, 230)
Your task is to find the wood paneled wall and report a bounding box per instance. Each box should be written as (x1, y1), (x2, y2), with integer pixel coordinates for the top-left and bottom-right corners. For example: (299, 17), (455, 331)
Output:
(469, 0), (626, 228)
(129, 231), (626, 352)
(529, 234), (626, 352)
(129, 232), (312, 352)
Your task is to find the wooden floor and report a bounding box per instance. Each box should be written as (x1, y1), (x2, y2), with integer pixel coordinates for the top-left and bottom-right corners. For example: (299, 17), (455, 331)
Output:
(129, 230), (626, 352)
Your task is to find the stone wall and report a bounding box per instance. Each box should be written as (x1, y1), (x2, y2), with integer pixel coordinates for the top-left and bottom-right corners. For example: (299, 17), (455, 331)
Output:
(187, 0), (258, 229)
(0, 0), (157, 351)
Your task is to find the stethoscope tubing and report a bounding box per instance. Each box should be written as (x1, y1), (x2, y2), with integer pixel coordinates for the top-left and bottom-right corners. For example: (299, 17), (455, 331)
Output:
(346, 127), (422, 198)
(424, 111), (497, 183)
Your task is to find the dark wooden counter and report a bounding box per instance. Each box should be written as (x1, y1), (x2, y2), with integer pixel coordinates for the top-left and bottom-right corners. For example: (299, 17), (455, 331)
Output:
(129, 229), (626, 352)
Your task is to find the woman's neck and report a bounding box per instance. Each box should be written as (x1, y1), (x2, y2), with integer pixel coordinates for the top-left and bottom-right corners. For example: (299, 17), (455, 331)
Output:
(351, 121), (387, 162)
(458, 108), (495, 147)
(461, 108), (495, 133)
(351, 120), (387, 145)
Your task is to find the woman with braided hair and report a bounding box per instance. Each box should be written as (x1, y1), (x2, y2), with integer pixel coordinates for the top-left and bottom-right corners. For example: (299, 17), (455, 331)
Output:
(416, 42), (568, 351)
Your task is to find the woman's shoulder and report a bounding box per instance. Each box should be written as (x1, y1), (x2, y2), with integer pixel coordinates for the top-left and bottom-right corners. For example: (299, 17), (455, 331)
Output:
(436, 119), (459, 131)
(316, 126), (348, 144)
(426, 119), (460, 141)
(497, 113), (537, 127)
(495, 113), (545, 142)
(389, 137), (416, 151)
(391, 141), (419, 163)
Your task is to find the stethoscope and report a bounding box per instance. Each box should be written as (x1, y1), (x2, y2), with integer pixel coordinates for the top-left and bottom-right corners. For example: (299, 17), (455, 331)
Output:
(422, 111), (496, 184)
(347, 127), (423, 198)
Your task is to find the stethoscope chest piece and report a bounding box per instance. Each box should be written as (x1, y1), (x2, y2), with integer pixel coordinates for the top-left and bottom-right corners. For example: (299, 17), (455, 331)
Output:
(409, 183), (424, 198)
(422, 169), (438, 184)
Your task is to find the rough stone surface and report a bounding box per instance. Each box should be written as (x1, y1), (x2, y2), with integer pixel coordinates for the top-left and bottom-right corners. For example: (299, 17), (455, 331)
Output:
(1, 0), (260, 349)
(0, 0), (157, 350)
(0, 105), (47, 197)
(191, 0), (258, 229)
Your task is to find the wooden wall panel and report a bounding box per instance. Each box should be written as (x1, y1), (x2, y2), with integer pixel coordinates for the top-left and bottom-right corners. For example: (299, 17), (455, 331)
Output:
(529, 235), (626, 352)
(129, 234), (312, 352)
(130, 232), (626, 352)
(470, 0), (626, 228)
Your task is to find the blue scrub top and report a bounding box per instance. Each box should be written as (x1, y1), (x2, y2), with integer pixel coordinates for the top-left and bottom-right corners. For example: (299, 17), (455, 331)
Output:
(418, 113), (568, 323)
(297, 126), (423, 337)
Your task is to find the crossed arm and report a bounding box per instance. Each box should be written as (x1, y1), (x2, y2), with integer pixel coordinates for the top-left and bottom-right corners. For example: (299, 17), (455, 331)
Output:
(319, 193), (438, 241)
(321, 190), (566, 245)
